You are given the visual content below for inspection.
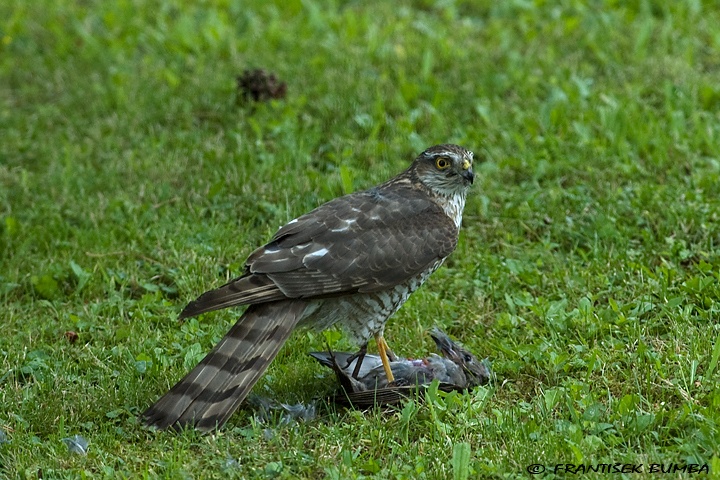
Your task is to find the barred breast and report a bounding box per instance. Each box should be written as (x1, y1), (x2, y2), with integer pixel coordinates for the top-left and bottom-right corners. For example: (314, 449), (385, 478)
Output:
(299, 259), (445, 345)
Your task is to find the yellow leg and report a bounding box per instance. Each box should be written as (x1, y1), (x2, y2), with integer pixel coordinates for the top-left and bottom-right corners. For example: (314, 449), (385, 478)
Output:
(374, 332), (395, 383)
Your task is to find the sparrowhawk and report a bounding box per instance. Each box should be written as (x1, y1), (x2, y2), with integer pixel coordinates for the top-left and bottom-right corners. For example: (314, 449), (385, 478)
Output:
(143, 144), (475, 431)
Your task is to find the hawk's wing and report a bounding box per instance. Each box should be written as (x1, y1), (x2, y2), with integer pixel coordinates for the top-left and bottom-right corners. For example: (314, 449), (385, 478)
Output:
(180, 185), (458, 318)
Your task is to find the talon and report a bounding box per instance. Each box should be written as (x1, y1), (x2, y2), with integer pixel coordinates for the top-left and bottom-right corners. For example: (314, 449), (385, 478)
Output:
(344, 342), (368, 379)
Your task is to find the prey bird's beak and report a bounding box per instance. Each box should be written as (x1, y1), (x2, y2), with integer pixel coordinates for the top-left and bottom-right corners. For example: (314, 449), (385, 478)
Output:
(430, 328), (459, 361)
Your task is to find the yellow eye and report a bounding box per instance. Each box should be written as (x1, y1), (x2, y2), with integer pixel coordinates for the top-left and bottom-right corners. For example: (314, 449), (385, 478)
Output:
(435, 157), (451, 170)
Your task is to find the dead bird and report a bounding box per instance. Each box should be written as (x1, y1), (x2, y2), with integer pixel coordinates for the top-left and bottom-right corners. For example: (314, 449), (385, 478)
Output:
(310, 328), (491, 406)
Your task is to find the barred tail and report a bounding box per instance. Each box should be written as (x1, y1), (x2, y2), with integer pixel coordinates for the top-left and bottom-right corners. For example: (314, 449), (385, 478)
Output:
(143, 300), (307, 432)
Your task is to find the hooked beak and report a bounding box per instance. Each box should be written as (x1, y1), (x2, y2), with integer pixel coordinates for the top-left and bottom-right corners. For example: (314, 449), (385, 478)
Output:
(460, 158), (474, 184)
(461, 168), (474, 184)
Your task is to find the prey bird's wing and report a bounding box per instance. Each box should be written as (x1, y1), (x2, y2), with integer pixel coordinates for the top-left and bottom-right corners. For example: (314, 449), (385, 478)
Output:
(181, 186), (458, 318)
(309, 351), (385, 380)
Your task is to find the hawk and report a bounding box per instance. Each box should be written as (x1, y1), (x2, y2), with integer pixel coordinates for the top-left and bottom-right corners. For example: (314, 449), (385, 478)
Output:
(143, 144), (475, 431)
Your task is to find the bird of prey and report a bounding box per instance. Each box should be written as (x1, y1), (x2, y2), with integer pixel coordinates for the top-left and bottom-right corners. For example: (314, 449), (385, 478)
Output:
(143, 144), (475, 431)
(310, 328), (491, 406)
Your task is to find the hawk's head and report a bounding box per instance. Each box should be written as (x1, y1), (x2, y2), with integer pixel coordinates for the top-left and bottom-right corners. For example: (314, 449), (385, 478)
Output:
(412, 144), (475, 195)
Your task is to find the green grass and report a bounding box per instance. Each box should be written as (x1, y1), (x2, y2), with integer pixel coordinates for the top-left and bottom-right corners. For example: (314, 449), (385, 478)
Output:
(2, 0), (720, 478)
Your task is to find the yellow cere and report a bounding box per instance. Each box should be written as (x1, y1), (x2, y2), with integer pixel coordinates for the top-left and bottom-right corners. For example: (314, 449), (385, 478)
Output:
(462, 159), (472, 170)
